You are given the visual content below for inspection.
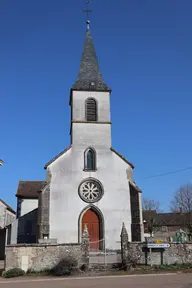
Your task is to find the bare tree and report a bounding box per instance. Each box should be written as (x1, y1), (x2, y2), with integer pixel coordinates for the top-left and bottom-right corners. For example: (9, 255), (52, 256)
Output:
(170, 184), (192, 234)
(142, 198), (163, 237)
(142, 198), (161, 212)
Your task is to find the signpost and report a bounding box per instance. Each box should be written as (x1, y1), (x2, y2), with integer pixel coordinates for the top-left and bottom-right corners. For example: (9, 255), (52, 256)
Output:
(147, 243), (170, 249)
(146, 242), (170, 266)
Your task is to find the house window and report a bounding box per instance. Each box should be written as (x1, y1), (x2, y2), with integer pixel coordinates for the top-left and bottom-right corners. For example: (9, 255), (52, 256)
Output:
(85, 98), (97, 121)
(43, 234), (49, 239)
(84, 148), (96, 171)
(161, 226), (168, 232)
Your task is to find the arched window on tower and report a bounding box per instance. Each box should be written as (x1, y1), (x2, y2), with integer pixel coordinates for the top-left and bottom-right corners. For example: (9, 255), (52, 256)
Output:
(85, 98), (97, 121)
(84, 148), (96, 171)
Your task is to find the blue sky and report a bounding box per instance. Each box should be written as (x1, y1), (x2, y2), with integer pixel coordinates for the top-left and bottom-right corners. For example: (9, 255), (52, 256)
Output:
(1, 0), (192, 212)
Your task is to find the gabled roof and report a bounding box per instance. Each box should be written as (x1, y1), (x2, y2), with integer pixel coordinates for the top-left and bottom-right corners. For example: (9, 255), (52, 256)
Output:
(143, 211), (187, 227)
(16, 180), (46, 198)
(44, 146), (134, 170)
(44, 145), (72, 169)
(72, 28), (110, 92)
(110, 147), (134, 169)
(0, 199), (16, 214)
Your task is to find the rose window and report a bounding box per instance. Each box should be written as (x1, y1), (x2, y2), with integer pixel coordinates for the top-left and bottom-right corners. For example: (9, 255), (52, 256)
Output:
(79, 179), (103, 203)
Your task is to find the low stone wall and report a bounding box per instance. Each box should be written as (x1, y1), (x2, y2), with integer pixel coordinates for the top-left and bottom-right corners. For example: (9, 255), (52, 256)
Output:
(5, 243), (84, 272)
(128, 242), (192, 266)
(121, 223), (192, 267)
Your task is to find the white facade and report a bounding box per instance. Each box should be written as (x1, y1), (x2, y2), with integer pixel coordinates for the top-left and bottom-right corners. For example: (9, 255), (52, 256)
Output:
(12, 27), (143, 249)
(47, 90), (139, 249)
(0, 201), (15, 228)
(20, 199), (38, 217)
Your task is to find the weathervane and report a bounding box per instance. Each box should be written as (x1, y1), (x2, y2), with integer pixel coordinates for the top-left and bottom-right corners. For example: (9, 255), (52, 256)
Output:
(82, 0), (92, 30)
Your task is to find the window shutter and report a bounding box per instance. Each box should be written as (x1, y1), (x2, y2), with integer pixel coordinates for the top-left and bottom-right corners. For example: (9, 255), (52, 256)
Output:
(86, 98), (97, 121)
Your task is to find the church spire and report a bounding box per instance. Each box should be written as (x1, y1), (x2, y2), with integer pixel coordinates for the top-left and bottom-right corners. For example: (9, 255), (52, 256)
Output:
(72, 21), (110, 92)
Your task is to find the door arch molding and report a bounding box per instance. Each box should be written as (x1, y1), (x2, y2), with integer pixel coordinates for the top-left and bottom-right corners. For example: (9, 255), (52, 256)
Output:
(78, 205), (105, 250)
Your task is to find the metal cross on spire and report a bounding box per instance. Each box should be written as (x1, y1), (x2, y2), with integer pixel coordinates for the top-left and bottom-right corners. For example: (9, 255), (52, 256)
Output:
(82, 0), (92, 30)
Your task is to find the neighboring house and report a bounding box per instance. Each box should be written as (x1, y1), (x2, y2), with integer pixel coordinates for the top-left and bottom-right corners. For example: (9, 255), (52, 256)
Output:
(6, 181), (45, 245)
(0, 199), (16, 259)
(143, 209), (191, 241)
(7, 22), (144, 250)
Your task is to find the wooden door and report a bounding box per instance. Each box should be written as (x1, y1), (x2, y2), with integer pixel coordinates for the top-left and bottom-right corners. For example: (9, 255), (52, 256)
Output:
(82, 209), (100, 250)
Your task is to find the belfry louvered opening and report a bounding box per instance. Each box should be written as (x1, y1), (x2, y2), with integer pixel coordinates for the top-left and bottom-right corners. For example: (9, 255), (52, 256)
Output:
(85, 98), (97, 121)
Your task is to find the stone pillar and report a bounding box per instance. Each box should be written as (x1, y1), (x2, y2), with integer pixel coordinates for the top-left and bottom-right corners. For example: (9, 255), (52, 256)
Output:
(81, 224), (90, 270)
(121, 222), (129, 270)
(37, 170), (51, 240)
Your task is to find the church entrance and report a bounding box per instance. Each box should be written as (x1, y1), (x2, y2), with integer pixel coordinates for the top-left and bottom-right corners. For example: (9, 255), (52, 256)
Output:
(82, 208), (101, 250)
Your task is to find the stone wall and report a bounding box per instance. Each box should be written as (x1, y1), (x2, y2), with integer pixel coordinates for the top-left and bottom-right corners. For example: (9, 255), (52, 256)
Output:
(5, 225), (89, 272)
(5, 243), (83, 272)
(121, 224), (192, 267)
(127, 242), (192, 266)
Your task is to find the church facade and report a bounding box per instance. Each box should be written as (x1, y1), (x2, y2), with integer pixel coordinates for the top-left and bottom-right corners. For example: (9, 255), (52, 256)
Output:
(9, 24), (144, 250)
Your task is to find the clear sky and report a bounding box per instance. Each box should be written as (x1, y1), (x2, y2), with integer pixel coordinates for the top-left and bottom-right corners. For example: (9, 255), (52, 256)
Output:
(1, 0), (192, 212)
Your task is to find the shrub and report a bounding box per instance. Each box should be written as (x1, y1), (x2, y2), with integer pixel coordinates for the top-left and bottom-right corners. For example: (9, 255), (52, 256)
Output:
(2, 268), (25, 278)
(52, 256), (78, 276)
(26, 268), (51, 276)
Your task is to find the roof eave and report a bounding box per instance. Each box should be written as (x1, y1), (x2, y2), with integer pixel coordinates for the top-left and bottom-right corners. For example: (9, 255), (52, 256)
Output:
(44, 145), (72, 169)
(110, 147), (135, 169)
(129, 181), (142, 193)
(0, 199), (16, 214)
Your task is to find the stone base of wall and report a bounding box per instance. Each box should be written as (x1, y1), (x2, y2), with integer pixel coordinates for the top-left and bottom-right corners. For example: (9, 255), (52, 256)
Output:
(5, 243), (84, 272)
(128, 242), (192, 266)
(6, 241), (192, 273)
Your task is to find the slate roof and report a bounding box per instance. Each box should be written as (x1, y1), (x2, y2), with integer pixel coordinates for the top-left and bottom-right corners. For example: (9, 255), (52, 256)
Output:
(72, 28), (110, 92)
(0, 199), (16, 214)
(16, 180), (46, 198)
(143, 210), (187, 226)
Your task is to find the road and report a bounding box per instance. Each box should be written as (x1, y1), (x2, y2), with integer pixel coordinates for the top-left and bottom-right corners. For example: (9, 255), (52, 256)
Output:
(0, 273), (192, 288)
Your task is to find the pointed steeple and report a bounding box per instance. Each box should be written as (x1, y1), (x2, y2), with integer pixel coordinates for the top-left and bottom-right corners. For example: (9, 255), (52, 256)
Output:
(72, 23), (110, 92)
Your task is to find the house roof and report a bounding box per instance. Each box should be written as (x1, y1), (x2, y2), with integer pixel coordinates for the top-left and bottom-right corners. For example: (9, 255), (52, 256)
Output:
(110, 147), (134, 169)
(16, 180), (46, 198)
(143, 210), (186, 226)
(0, 199), (16, 214)
(72, 27), (110, 92)
(44, 145), (72, 169)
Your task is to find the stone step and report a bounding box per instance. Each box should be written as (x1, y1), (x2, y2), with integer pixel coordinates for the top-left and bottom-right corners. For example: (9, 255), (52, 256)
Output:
(89, 251), (119, 256)
(89, 263), (121, 270)
(89, 254), (121, 264)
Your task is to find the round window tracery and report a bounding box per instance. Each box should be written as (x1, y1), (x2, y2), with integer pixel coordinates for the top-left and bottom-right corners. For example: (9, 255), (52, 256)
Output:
(79, 179), (103, 203)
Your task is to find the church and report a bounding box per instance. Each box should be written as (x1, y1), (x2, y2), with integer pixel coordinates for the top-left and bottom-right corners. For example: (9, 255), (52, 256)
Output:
(8, 21), (144, 250)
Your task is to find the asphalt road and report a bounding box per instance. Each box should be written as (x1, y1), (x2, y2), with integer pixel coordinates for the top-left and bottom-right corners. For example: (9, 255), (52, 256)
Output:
(0, 273), (192, 288)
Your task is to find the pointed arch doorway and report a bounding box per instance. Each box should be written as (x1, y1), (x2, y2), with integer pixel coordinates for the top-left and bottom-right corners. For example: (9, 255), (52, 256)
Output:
(81, 207), (103, 250)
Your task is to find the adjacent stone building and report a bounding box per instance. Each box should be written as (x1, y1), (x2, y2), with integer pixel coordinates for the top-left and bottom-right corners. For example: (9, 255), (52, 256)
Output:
(143, 209), (192, 241)
(8, 23), (144, 250)
(0, 199), (15, 259)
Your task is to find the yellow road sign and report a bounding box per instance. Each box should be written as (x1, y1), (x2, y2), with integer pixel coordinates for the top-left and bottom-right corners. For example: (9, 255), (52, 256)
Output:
(155, 239), (163, 244)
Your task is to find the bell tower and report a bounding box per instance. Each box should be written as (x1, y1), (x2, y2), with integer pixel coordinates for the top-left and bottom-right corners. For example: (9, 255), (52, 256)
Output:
(69, 21), (112, 149)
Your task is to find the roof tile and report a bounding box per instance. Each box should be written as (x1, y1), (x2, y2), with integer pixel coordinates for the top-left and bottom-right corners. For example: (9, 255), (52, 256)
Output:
(16, 181), (46, 198)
